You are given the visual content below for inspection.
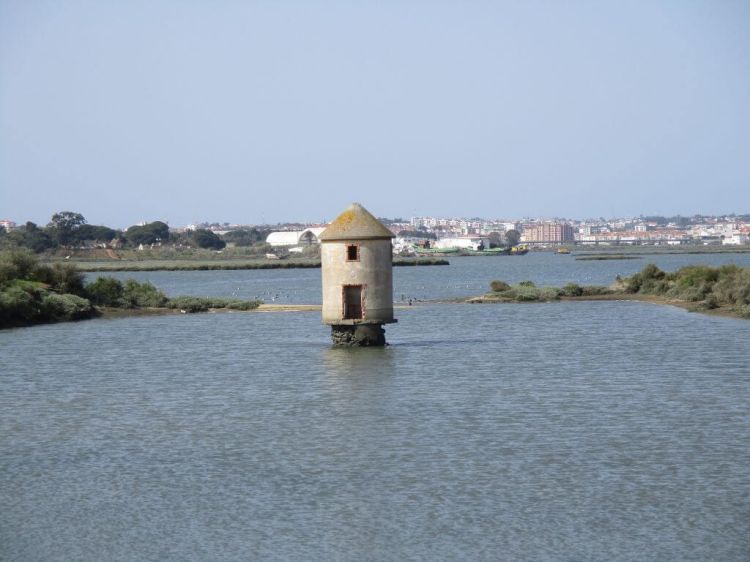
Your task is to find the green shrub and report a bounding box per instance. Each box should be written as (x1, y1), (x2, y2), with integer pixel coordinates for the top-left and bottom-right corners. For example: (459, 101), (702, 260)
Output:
(85, 277), (125, 306)
(653, 279), (671, 293)
(0, 260), (19, 285)
(167, 296), (211, 313)
(0, 249), (38, 280)
(226, 300), (262, 310)
(121, 279), (168, 308)
(518, 280), (535, 287)
(167, 296), (262, 312)
(625, 275), (642, 293)
(624, 264), (666, 293)
(718, 264), (743, 278)
(674, 265), (719, 289)
(560, 282), (583, 297)
(53, 263), (85, 295)
(638, 277), (671, 295)
(712, 267), (750, 306)
(704, 294), (719, 309)
(34, 263), (85, 295)
(0, 285), (38, 323)
(40, 293), (96, 321)
(190, 229), (226, 250)
(641, 263), (666, 280)
(513, 289), (539, 301)
(512, 286), (559, 302)
(678, 285), (710, 302)
(580, 285), (612, 296)
(537, 287), (561, 301)
(490, 280), (511, 292)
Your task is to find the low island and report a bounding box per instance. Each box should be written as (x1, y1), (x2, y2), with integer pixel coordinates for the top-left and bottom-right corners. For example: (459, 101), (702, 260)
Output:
(4, 249), (750, 330)
(469, 263), (750, 320)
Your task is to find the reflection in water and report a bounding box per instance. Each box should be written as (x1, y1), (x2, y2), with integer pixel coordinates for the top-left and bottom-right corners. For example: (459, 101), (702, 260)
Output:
(322, 345), (396, 381)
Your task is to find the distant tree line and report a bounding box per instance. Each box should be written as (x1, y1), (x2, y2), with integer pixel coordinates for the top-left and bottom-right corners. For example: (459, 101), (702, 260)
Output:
(0, 211), (271, 253)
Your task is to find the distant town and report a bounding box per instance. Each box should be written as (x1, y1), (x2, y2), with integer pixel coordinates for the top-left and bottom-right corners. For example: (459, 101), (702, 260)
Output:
(1, 212), (749, 255)
(257, 213), (750, 253)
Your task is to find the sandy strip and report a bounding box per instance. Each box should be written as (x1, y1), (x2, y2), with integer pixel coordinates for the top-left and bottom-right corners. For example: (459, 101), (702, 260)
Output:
(256, 304), (321, 312)
(256, 303), (421, 312)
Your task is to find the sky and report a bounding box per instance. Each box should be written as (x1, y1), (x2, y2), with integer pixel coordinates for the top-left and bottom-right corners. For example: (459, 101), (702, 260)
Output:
(1, 1), (748, 228)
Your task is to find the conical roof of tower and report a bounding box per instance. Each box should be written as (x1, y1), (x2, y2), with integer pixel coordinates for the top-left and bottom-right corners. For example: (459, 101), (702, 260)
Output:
(318, 203), (396, 241)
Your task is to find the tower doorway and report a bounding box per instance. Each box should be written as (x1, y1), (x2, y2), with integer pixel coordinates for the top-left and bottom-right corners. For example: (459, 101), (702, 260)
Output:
(343, 285), (363, 319)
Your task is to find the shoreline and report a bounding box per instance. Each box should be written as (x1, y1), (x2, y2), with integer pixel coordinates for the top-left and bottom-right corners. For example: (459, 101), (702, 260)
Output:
(70, 258), (449, 272)
(96, 294), (750, 321)
(466, 292), (747, 320)
(63, 245), (750, 272)
(5, 292), (745, 330)
(100, 302), (418, 316)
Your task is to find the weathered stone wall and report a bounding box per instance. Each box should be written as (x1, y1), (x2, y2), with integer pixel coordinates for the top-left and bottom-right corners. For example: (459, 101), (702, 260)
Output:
(321, 239), (394, 325)
(331, 324), (387, 346)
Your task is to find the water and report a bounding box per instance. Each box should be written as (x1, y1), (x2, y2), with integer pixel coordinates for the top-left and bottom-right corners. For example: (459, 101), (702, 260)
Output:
(2, 257), (750, 561)
(88, 252), (750, 304)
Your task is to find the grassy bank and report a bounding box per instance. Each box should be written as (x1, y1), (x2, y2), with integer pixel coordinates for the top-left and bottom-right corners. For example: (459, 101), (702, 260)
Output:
(472, 264), (750, 319)
(473, 280), (612, 303)
(393, 258), (450, 267)
(1, 250), (262, 329)
(1, 251), (100, 328)
(76, 259), (321, 272)
(71, 257), (449, 272)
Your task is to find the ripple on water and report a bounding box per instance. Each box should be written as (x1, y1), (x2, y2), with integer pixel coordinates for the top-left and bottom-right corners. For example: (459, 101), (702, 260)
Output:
(1, 298), (749, 561)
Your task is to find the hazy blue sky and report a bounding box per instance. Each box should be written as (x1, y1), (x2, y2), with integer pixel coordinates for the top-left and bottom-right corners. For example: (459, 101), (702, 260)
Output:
(1, 1), (748, 227)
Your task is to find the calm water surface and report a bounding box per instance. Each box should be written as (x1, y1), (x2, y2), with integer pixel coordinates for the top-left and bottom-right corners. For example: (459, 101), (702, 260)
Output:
(2, 257), (750, 561)
(90, 252), (750, 304)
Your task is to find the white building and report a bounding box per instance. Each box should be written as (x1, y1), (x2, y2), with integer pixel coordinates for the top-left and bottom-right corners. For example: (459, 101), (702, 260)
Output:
(266, 227), (327, 247)
(723, 232), (750, 245)
(434, 237), (490, 251)
(392, 236), (421, 255)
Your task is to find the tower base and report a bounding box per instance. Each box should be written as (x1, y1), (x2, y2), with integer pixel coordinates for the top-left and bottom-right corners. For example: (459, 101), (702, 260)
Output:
(331, 324), (386, 347)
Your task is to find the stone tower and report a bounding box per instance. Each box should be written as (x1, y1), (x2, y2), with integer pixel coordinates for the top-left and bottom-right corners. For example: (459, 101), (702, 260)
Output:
(319, 203), (397, 346)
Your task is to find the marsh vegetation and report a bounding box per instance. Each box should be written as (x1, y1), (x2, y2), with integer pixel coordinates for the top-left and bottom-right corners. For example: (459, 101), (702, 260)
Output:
(481, 264), (750, 318)
(0, 250), (262, 329)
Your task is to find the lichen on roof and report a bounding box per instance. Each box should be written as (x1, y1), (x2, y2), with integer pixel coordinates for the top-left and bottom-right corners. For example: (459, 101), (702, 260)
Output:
(318, 203), (395, 241)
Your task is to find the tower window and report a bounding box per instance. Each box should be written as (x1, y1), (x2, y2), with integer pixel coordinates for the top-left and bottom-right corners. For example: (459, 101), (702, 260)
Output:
(346, 244), (359, 261)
